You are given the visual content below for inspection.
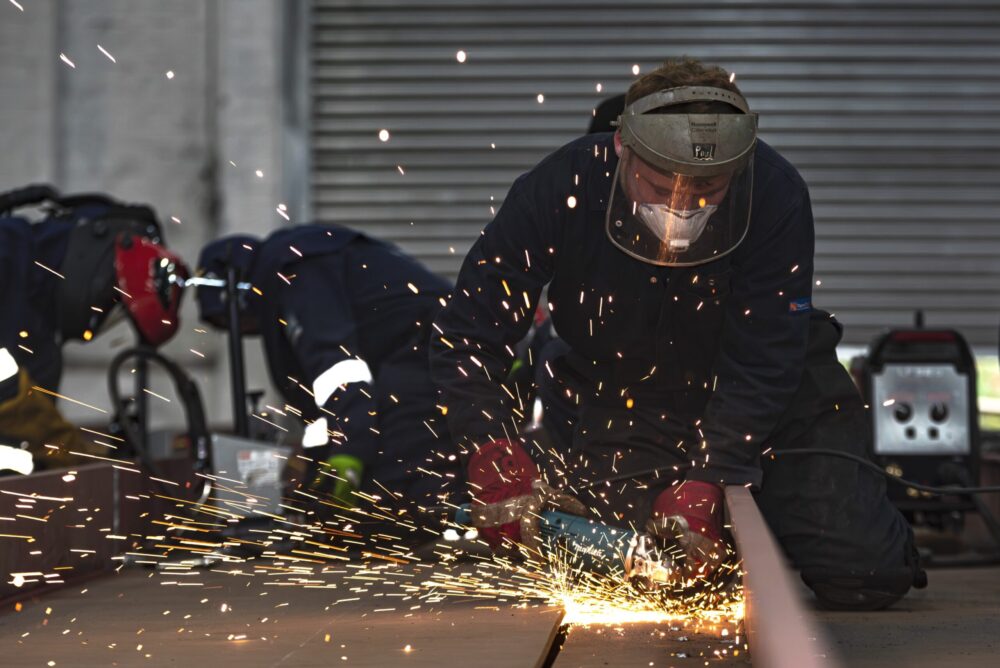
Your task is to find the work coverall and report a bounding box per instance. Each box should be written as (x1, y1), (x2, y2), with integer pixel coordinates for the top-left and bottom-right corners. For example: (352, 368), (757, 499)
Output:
(430, 133), (923, 608)
(0, 215), (95, 468)
(249, 225), (458, 505)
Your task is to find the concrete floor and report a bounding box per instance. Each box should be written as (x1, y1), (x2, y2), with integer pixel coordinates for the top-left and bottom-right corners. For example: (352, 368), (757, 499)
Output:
(815, 567), (1000, 667)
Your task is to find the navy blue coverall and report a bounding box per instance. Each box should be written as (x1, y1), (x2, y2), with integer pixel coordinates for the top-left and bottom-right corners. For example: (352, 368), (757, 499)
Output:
(249, 224), (458, 504)
(0, 217), (75, 399)
(431, 134), (922, 609)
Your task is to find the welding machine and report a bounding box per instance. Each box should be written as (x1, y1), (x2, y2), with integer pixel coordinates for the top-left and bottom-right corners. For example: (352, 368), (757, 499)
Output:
(862, 320), (980, 521)
(107, 346), (291, 516)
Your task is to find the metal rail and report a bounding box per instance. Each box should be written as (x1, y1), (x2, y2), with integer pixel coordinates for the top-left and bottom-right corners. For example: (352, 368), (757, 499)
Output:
(725, 485), (842, 668)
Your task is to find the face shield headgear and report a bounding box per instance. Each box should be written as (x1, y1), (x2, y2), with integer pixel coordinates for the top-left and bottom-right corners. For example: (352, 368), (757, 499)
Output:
(57, 209), (188, 347)
(606, 86), (758, 267)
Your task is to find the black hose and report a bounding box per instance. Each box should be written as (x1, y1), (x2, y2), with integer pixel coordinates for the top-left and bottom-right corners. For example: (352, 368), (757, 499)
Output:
(107, 346), (211, 493)
(577, 449), (1000, 495)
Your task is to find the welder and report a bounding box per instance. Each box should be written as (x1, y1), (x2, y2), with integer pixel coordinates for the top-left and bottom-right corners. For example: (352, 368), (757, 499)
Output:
(430, 58), (924, 610)
(0, 186), (187, 472)
(196, 224), (458, 508)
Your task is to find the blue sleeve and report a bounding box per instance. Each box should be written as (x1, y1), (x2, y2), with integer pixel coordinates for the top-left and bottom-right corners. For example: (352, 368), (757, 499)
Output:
(688, 189), (816, 488)
(280, 259), (378, 468)
(430, 175), (561, 452)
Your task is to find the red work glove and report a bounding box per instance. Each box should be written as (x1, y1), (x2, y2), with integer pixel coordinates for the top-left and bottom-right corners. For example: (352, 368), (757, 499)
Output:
(466, 438), (587, 553)
(466, 438), (538, 549)
(647, 480), (725, 576)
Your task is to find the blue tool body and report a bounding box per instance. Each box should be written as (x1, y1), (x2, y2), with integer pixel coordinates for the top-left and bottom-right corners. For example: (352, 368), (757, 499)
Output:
(454, 506), (637, 576)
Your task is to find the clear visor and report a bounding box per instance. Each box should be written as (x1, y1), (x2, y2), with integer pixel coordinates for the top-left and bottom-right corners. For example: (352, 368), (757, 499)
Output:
(605, 149), (753, 267)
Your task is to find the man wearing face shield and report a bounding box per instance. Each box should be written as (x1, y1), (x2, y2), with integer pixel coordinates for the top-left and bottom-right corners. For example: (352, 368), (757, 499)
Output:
(431, 58), (924, 610)
(0, 187), (187, 474)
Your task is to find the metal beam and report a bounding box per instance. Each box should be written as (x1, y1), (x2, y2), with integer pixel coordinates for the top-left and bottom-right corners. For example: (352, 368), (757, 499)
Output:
(725, 485), (842, 668)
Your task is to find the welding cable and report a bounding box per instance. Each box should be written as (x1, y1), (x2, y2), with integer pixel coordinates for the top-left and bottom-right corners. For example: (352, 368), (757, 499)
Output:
(107, 346), (211, 498)
(766, 449), (1000, 495)
(575, 450), (1000, 495)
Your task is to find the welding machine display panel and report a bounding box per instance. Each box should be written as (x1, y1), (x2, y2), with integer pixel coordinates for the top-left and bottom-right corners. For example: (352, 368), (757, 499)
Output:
(872, 364), (970, 456)
(210, 434), (291, 517)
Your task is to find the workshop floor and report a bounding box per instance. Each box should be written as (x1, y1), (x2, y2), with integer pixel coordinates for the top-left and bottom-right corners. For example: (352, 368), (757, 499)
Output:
(1, 568), (564, 667)
(815, 567), (1000, 667)
(4, 563), (997, 666)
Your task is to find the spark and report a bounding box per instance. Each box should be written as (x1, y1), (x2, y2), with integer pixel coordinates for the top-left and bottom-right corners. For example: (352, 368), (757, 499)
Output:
(455, 50), (466, 63)
(596, 83), (603, 92)
(97, 44), (116, 62)
(31, 386), (107, 414)
(632, 63), (640, 75)
(9, 0), (24, 10)
(142, 388), (171, 403)
(34, 261), (65, 279)
(165, 70), (175, 79)
(536, 94), (545, 104)
(566, 196), (577, 209)
(59, 53), (75, 69)
(255, 169), (264, 178)
(378, 129), (390, 142)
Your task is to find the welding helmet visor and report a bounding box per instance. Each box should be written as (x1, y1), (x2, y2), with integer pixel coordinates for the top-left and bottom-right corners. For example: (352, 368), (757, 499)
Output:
(606, 87), (757, 267)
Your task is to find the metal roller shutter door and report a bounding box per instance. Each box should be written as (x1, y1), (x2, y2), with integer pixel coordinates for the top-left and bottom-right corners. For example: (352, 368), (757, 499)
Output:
(310, 0), (1000, 347)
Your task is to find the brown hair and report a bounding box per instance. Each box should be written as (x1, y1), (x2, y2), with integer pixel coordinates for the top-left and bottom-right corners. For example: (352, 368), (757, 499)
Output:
(626, 57), (743, 114)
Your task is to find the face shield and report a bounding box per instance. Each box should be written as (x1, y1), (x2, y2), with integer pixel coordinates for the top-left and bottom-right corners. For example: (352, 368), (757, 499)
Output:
(606, 86), (757, 267)
(115, 234), (189, 347)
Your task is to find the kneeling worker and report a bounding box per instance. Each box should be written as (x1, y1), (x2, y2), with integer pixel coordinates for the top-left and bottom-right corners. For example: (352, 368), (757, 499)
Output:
(196, 224), (458, 508)
(430, 58), (925, 610)
(0, 186), (186, 473)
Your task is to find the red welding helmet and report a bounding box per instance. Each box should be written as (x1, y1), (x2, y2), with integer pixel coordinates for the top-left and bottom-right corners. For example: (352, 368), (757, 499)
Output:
(115, 233), (189, 347)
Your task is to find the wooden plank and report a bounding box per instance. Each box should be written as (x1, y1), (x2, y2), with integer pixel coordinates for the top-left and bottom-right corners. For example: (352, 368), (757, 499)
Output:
(0, 459), (200, 603)
(0, 568), (564, 667)
(554, 620), (747, 666)
(0, 463), (119, 601)
(725, 486), (841, 668)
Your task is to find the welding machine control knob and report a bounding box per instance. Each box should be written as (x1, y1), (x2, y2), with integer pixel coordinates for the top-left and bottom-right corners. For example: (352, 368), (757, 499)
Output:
(893, 402), (913, 423)
(929, 403), (949, 423)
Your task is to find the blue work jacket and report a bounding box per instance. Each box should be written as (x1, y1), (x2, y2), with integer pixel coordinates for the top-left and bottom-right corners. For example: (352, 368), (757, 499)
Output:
(430, 134), (815, 487)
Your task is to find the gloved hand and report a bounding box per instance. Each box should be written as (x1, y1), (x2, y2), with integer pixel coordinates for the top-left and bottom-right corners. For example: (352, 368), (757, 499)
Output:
(647, 480), (725, 576)
(0, 369), (99, 469)
(311, 453), (364, 507)
(467, 438), (586, 553)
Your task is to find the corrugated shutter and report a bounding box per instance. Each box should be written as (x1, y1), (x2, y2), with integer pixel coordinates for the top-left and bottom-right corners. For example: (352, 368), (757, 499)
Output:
(310, 0), (1000, 347)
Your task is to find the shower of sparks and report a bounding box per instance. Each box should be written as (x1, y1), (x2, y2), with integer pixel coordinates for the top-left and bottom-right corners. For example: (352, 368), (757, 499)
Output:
(5, 224), (748, 658)
(97, 44), (116, 62)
